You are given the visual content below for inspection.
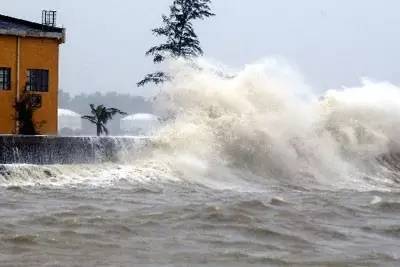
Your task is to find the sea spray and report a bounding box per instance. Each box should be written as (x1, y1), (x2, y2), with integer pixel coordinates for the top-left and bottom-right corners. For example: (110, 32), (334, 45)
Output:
(2, 59), (400, 191)
(1, 63), (400, 267)
(146, 59), (400, 190)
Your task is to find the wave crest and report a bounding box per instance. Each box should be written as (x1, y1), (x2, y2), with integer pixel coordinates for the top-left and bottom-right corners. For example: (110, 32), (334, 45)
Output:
(147, 59), (400, 190)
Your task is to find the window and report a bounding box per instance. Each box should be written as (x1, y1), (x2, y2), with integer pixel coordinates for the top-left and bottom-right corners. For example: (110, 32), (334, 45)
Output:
(0, 68), (11, 90)
(26, 69), (49, 92)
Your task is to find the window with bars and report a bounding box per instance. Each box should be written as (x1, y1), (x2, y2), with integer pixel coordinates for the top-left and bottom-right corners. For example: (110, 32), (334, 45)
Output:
(0, 68), (11, 90)
(26, 69), (49, 92)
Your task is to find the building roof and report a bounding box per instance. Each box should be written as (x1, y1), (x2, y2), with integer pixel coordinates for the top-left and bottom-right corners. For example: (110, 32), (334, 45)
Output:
(0, 14), (65, 42)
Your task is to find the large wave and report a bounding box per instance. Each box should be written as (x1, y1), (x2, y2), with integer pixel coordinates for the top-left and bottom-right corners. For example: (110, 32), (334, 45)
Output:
(2, 58), (400, 191)
(144, 58), (400, 191)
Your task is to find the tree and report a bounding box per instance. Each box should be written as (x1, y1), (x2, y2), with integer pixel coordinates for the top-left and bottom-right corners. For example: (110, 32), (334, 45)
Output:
(14, 93), (44, 135)
(138, 0), (215, 87)
(82, 104), (127, 136)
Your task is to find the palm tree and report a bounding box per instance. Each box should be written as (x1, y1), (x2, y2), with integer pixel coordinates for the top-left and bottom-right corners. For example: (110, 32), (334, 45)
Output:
(82, 104), (127, 136)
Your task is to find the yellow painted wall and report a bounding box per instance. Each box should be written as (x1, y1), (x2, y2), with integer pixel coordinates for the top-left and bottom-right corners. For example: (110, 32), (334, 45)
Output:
(0, 35), (60, 135)
(21, 37), (60, 135)
(0, 36), (17, 134)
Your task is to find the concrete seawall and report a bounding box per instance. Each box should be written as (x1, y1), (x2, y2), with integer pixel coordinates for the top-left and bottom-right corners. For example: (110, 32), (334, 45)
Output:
(0, 136), (151, 164)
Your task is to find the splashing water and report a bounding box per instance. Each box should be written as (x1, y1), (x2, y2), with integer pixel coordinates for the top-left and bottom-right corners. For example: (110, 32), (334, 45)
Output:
(143, 58), (400, 191)
(2, 59), (400, 191)
(2, 59), (400, 266)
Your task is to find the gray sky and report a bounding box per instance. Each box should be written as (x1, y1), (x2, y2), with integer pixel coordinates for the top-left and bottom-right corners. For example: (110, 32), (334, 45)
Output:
(2, 0), (400, 96)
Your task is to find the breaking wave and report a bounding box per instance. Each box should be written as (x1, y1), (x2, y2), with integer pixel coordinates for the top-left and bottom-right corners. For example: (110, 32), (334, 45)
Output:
(3, 58), (400, 191)
(146, 58), (400, 191)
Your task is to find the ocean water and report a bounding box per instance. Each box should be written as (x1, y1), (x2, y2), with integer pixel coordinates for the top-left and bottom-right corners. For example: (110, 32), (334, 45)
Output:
(1, 60), (400, 266)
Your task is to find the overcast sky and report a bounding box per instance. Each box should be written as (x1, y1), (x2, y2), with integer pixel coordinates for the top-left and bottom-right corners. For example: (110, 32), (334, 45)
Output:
(2, 0), (400, 96)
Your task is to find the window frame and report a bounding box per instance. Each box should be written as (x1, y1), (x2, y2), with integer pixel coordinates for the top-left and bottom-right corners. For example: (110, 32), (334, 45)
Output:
(26, 69), (49, 92)
(0, 67), (11, 91)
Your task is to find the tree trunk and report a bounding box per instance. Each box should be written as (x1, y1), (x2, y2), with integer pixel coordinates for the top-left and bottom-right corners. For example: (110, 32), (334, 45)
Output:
(96, 123), (101, 136)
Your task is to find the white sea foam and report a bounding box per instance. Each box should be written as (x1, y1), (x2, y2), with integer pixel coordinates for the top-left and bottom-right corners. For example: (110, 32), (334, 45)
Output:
(2, 58), (400, 191)
(145, 58), (400, 190)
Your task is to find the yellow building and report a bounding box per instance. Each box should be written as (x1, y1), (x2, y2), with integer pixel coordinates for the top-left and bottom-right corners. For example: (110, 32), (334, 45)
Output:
(0, 12), (65, 135)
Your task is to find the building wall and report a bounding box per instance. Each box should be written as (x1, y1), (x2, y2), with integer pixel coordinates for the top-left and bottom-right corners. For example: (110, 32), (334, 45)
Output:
(0, 35), (60, 135)
(0, 35), (17, 134)
(21, 37), (60, 135)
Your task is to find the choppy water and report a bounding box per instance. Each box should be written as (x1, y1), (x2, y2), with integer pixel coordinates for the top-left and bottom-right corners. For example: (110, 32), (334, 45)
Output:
(3, 59), (400, 266)
(1, 164), (400, 266)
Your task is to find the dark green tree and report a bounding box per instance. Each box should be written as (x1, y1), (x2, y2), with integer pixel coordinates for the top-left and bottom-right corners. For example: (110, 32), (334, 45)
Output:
(138, 0), (215, 87)
(82, 104), (127, 136)
(14, 93), (43, 135)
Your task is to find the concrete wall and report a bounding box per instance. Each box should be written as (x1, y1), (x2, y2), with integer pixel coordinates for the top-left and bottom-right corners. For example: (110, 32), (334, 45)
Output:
(0, 136), (150, 164)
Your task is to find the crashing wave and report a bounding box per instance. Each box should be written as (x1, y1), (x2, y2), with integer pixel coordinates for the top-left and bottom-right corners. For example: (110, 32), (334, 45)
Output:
(2, 58), (400, 191)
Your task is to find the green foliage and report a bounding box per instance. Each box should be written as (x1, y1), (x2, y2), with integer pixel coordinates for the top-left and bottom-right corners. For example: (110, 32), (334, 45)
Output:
(82, 104), (127, 136)
(14, 93), (41, 135)
(137, 72), (171, 87)
(138, 0), (215, 87)
(58, 90), (153, 135)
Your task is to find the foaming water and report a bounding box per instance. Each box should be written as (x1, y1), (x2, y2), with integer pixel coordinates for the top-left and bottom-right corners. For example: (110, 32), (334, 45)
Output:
(139, 59), (400, 191)
(2, 60), (400, 191)
(3, 60), (400, 191)
(2, 59), (400, 266)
